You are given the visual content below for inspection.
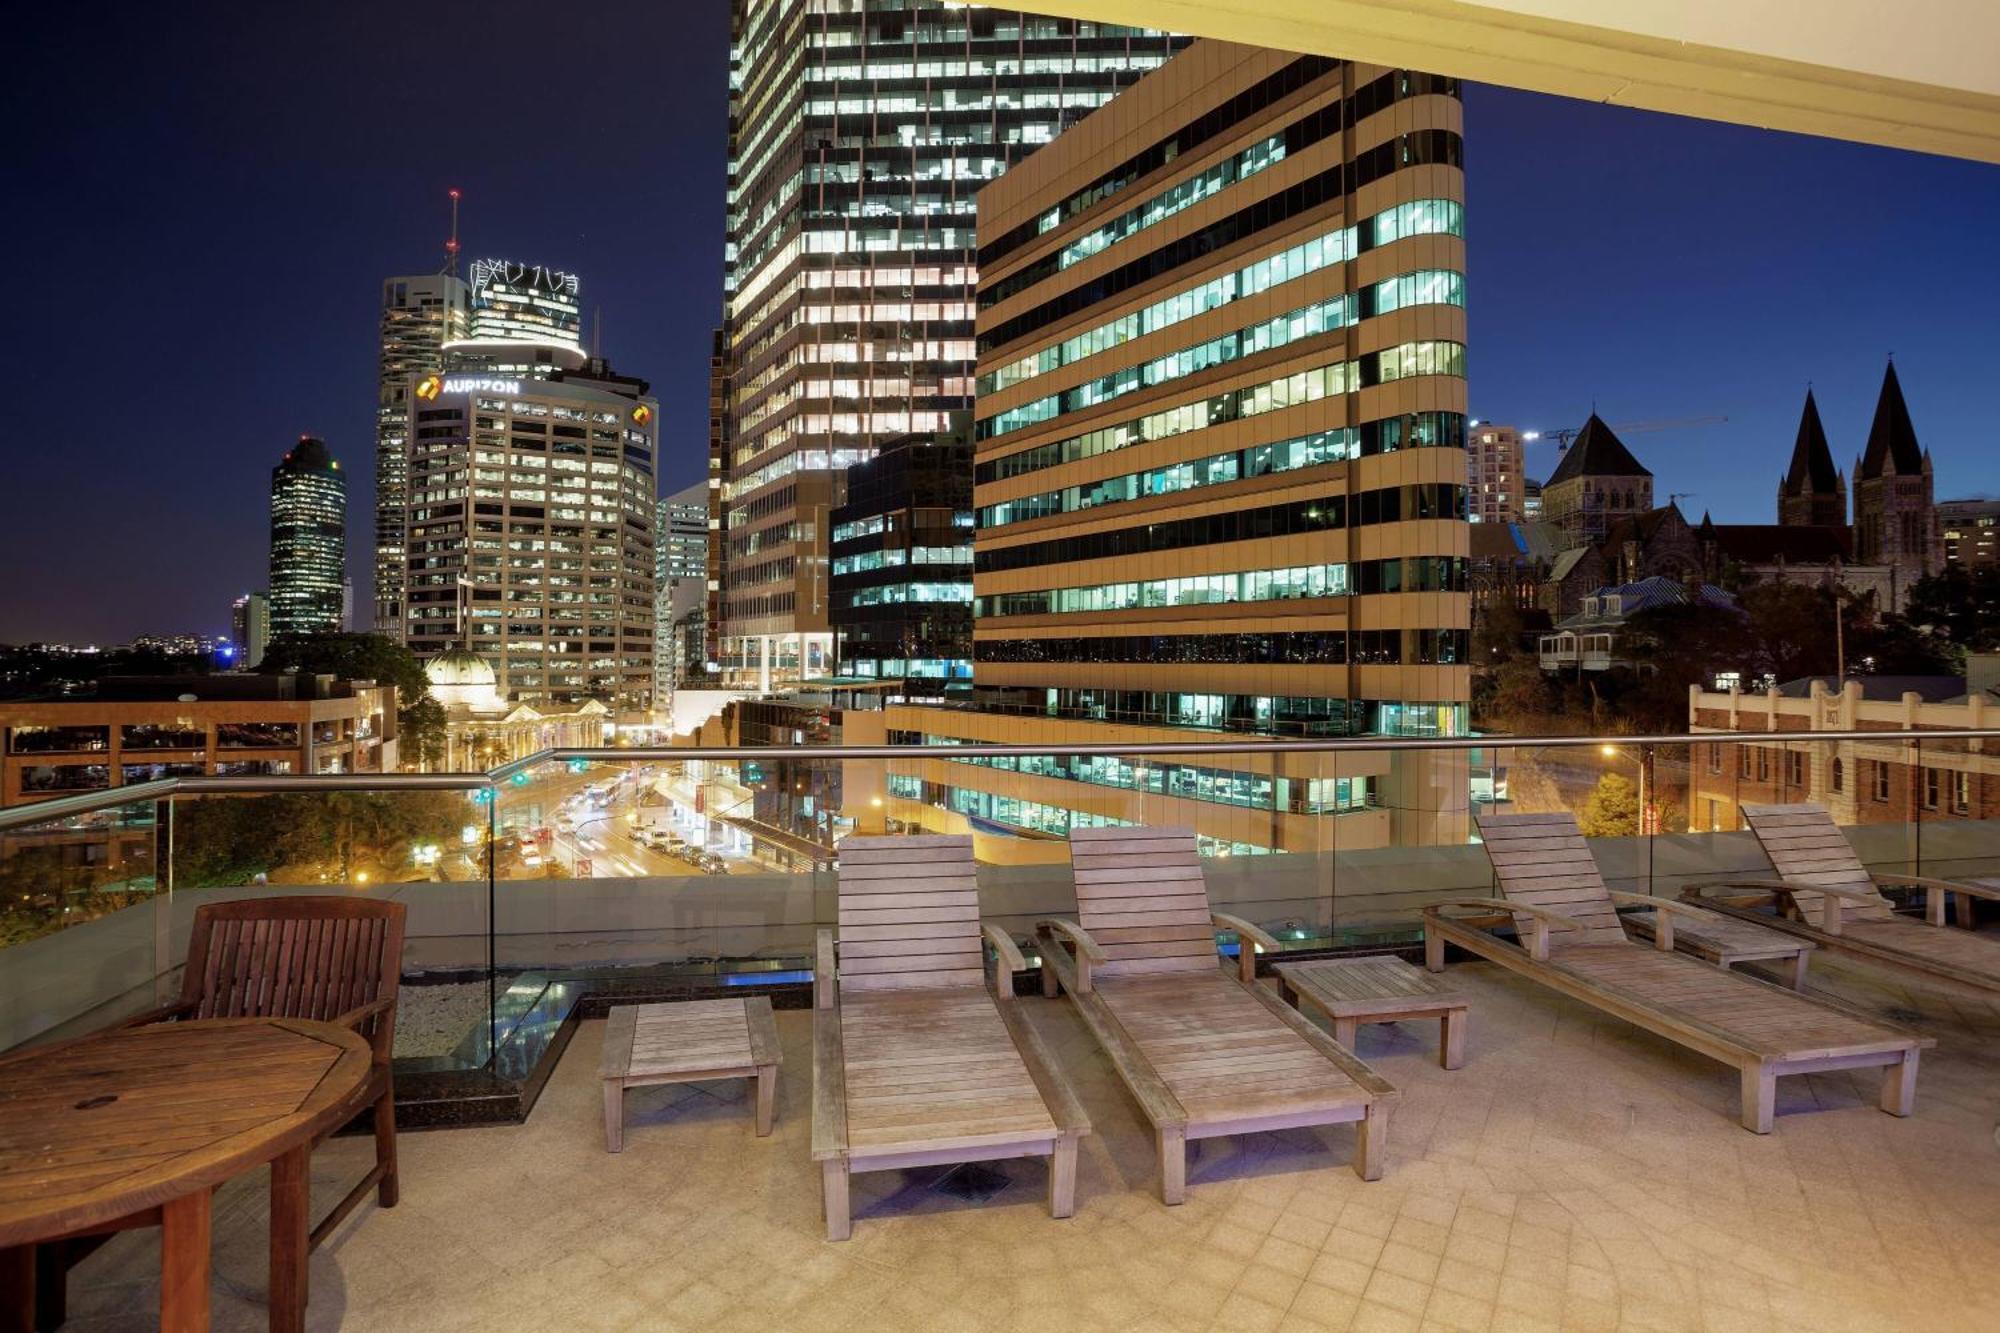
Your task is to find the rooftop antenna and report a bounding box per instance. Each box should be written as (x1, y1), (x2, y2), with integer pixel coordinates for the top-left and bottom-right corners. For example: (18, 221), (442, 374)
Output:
(593, 306), (603, 359)
(441, 188), (462, 277)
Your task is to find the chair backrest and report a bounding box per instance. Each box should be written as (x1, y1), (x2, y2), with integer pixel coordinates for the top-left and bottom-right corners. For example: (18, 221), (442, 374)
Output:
(1739, 802), (1894, 920)
(1472, 812), (1629, 948)
(180, 895), (405, 1023)
(835, 834), (985, 994)
(1068, 824), (1218, 978)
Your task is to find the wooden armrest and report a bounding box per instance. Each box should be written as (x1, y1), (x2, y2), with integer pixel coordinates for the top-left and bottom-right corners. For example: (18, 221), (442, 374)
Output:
(1425, 898), (1583, 928)
(332, 996), (396, 1030)
(1424, 897), (1579, 962)
(1608, 891), (1723, 953)
(1875, 873), (2000, 927)
(810, 1004), (847, 1162)
(119, 999), (198, 1028)
(1211, 912), (1279, 983)
(993, 996), (1091, 1136)
(1691, 878), (1879, 936)
(1243, 980), (1400, 1101)
(1607, 892), (1724, 924)
(1695, 878), (1881, 902)
(1037, 918), (1102, 994)
(983, 922), (1027, 998)
(332, 996), (398, 1059)
(815, 928), (837, 1011)
(1874, 873), (2000, 899)
(1037, 918), (1107, 963)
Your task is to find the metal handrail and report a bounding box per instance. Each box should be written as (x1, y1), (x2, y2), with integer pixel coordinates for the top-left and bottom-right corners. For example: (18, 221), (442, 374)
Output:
(3, 726), (1993, 834)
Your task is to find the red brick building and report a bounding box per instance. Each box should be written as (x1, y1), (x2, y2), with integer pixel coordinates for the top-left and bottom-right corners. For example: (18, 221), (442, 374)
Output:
(1686, 669), (1996, 834)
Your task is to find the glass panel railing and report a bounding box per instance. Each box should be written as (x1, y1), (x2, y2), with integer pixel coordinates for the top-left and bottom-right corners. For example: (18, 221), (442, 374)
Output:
(4, 730), (1996, 1065)
(164, 787), (495, 1068)
(0, 792), (163, 1049)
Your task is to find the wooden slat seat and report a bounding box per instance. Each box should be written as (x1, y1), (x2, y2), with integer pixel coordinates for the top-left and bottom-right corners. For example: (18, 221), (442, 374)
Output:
(1423, 814), (1930, 1133)
(813, 835), (1088, 1240)
(1096, 973), (1375, 1123)
(1039, 825), (1396, 1202)
(1679, 802), (2000, 996)
(840, 990), (1055, 1155)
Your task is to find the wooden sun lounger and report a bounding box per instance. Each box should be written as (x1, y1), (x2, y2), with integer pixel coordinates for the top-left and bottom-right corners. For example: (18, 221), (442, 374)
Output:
(1424, 813), (1930, 1133)
(1036, 825), (1396, 1202)
(1684, 801), (2000, 996)
(812, 834), (1088, 1241)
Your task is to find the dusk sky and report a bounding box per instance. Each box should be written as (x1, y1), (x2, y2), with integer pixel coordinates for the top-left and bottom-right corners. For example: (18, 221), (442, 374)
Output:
(3, 2), (1996, 644)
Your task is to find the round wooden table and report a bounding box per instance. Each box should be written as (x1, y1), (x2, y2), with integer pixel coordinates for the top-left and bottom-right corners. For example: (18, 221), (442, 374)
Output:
(0, 1017), (372, 1333)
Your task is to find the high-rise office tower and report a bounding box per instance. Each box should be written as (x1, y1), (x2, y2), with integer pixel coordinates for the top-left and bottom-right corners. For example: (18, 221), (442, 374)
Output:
(375, 273), (470, 632)
(655, 481), (710, 701)
(1468, 423), (1524, 524)
(269, 436), (347, 639)
(403, 361), (659, 709)
(870, 42), (1470, 851)
(715, 2), (1185, 689)
(828, 416), (975, 697)
(230, 591), (270, 669)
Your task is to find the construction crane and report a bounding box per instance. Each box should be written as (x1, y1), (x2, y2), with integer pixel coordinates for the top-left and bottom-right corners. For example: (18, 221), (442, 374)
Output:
(1527, 415), (1728, 451)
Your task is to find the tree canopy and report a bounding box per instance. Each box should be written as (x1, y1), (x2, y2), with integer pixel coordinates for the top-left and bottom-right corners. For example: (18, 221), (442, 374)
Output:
(258, 631), (444, 769)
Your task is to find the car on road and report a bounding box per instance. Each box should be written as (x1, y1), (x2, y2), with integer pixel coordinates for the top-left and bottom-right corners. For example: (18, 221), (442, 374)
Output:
(519, 845), (544, 869)
(698, 852), (729, 875)
(554, 812), (578, 834)
(641, 827), (683, 853)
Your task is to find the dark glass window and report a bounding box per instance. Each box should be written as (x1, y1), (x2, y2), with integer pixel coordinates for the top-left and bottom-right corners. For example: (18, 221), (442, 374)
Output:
(215, 722), (300, 749)
(121, 722), (206, 750)
(8, 725), (110, 754)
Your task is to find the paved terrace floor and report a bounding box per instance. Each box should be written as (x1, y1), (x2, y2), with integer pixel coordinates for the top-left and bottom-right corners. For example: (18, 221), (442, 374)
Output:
(54, 953), (2000, 1332)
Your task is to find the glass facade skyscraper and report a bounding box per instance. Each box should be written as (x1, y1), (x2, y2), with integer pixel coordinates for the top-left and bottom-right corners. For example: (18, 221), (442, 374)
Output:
(714, 0), (1185, 688)
(375, 274), (470, 632)
(269, 436), (347, 639)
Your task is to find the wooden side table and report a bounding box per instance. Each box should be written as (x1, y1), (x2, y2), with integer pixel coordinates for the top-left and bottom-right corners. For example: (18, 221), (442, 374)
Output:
(1273, 956), (1469, 1069)
(1622, 911), (1815, 989)
(601, 997), (780, 1152)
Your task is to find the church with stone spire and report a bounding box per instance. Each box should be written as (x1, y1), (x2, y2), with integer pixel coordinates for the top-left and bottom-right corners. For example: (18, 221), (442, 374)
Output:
(1776, 388), (1847, 528)
(1481, 363), (1939, 623)
(1850, 361), (1941, 601)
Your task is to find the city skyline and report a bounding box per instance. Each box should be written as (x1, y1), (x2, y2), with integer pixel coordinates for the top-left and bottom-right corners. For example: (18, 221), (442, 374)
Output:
(4, 1), (1999, 645)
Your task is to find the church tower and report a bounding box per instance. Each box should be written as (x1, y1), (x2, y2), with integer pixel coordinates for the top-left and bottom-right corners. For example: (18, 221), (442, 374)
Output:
(1776, 388), (1846, 529)
(1851, 361), (1939, 608)
(1541, 414), (1652, 549)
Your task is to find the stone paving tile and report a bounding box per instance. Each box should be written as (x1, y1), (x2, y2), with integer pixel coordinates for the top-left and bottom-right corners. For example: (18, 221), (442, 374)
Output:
(48, 953), (2000, 1331)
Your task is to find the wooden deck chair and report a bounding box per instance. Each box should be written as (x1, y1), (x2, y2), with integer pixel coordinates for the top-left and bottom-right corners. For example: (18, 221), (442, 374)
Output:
(812, 835), (1088, 1241)
(1036, 825), (1396, 1202)
(1424, 813), (1930, 1133)
(1684, 801), (2000, 996)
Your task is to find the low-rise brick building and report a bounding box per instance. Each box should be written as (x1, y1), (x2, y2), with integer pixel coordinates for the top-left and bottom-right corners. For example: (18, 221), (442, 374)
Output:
(1, 674), (396, 806)
(1686, 662), (1997, 833)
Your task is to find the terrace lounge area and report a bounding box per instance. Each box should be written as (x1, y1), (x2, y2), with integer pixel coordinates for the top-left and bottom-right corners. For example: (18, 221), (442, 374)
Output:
(35, 951), (2000, 1333)
(4, 732), (1999, 1332)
